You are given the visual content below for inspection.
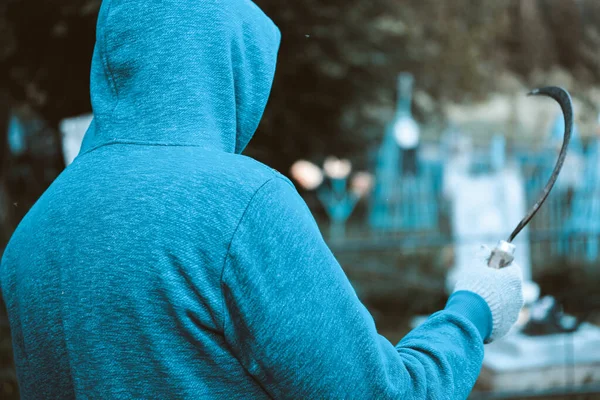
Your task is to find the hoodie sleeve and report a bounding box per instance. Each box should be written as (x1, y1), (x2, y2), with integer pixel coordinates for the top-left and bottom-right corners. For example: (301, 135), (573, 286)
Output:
(221, 176), (491, 399)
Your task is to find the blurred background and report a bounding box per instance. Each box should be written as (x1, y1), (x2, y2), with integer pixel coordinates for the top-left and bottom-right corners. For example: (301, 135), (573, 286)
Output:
(2, 0), (600, 398)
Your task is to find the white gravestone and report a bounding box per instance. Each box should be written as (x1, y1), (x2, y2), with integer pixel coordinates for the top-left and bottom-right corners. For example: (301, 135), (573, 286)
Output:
(445, 162), (535, 297)
(59, 114), (93, 166)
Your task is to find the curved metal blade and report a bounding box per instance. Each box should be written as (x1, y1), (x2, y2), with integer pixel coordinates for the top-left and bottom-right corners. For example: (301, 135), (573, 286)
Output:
(508, 86), (573, 243)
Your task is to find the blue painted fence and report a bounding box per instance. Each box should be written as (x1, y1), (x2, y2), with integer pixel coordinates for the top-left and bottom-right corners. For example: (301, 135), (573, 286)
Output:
(364, 135), (600, 263)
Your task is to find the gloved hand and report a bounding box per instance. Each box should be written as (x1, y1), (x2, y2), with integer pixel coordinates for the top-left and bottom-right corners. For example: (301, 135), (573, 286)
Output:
(452, 255), (524, 343)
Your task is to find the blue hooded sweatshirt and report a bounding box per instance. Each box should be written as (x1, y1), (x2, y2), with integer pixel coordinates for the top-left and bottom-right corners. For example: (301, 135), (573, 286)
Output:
(0, 0), (492, 399)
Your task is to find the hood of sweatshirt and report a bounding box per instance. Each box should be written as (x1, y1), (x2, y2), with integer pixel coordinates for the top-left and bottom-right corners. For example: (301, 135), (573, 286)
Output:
(80, 0), (280, 155)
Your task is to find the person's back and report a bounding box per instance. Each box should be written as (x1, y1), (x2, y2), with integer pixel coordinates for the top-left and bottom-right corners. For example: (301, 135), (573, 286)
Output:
(1, 142), (286, 397)
(1, 1), (283, 397)
(1, 1), (524, 399)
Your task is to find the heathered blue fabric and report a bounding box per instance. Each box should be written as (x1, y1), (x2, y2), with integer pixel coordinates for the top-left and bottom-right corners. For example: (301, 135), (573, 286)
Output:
(0, 0), (492, 398)
(445, 291), (493, 341)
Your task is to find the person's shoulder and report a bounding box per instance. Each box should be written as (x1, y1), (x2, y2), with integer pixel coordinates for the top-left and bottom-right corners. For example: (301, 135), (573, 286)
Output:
(221, 153), (296, 193)
(230, 158), (314, 228)
(183, 152), (302, 221)
(208, 155), (314, 243)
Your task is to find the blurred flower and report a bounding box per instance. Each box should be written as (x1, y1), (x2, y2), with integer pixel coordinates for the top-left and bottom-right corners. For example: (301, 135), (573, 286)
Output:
(290, 160), (324, 190)
(323, 156), (352, 179)
(350, 171), (374, 197)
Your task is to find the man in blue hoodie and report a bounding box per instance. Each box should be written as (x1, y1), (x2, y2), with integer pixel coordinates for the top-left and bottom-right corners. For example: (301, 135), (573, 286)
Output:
(0, 1), (523, 399)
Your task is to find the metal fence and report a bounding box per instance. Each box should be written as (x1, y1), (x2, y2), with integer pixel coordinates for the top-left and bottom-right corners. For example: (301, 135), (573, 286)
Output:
(339, 137), (600, 263)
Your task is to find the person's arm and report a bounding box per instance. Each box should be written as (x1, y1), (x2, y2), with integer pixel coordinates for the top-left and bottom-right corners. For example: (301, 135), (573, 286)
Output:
(221, 176), (492, 399)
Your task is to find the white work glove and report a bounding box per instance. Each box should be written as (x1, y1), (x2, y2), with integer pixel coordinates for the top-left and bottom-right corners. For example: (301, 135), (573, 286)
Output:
(452, 251), (524, 343)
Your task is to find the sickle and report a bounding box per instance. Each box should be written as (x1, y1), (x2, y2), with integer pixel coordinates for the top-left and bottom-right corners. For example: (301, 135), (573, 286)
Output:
(508, 86), (574, 242)
(488, 87), (573, 268)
